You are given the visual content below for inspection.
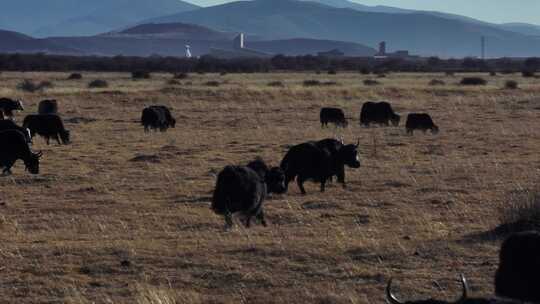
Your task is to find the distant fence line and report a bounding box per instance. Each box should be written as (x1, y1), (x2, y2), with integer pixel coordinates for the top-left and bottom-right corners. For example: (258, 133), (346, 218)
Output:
(0, 53), (537, 73)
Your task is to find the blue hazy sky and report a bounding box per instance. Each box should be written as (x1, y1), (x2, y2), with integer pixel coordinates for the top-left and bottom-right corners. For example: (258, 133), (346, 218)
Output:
(186, 0), (540, 25)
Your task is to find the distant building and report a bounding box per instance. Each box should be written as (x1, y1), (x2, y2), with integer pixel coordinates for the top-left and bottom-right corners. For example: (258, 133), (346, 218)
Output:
(378, 41), (386, 56)
(210, 33), (270, 59)
(373, 41), (419, 60)
(392, 50), (410, 58)
(318, 49), (345, 58)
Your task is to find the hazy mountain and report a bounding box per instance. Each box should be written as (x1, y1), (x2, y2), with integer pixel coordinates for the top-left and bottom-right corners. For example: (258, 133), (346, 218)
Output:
(0, 29), (80, 54)
(144, 0), (540, 57)
(0, 0), (199, 37)
(302, 0), (413, 14)
(48, 22), (375, 57)
(0, 1), (101, 35)
(305, 0), (540, 37)
(105, 22), (235, 40)
(499, 23), (540, 36)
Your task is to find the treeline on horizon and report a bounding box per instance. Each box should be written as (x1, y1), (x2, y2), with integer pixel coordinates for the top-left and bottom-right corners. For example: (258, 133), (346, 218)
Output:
(0, 53), (539, 74)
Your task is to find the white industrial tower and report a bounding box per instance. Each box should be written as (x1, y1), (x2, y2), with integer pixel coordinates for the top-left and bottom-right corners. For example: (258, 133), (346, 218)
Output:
(185, 45), (192, 58)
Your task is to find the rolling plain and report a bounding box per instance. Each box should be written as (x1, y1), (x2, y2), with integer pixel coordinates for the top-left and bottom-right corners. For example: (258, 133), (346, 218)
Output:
(0, 71), (539, 303)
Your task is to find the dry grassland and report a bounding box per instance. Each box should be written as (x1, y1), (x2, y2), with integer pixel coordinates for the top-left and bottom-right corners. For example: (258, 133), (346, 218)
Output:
(0, 71), (539, 303)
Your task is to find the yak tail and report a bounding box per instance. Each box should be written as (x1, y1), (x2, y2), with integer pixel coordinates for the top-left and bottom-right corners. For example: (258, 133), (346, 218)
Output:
(211, 167), (236, 214)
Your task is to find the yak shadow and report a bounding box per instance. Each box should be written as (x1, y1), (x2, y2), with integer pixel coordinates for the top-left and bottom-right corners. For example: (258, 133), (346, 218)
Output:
(460, 221), (540, 244)
(174, 196), (212, 205)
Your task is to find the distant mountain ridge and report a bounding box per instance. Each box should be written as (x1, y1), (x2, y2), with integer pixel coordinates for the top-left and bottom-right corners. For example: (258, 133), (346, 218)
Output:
(0, 29), (79, 54)
(499, 23), (540, 36)
(0, 0), (199, 37)
(51, 21), (376, 57)
(104, 22), (235, 41)
(144, 0), (540, 57)
(0, 21), (376, 57)
(303, 0), (540, 37)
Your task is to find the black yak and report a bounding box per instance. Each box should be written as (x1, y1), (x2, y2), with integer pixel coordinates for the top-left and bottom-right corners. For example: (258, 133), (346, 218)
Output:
(0, 119), (32, 144)
(0, 98), (24, 119)
(0, 130), (41, 175)
(495, 231), (540, 303)
(320, 107), (347, 128)
(23, 114), (70, 145)
(38, 99), (59, 114)
(211, 158), (286, 229)
(406, 113), (439, 135)
(360, 101), (400, 127)
(141, 105), (176, 132)
(280, 138), (360, 194)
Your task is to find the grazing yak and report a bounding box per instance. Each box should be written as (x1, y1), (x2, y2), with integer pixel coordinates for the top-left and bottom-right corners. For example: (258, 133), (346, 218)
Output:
(0, 120), (32, 144)
(320, 107), (347, 128)
(141, 105), (176, 132)
(23, 114), (70, 145)
(280, 138), (361, 194)
(38, 99), (58, 114)
(211, 158), (286, 229)
(386, 232), (540, 304)
(0, 130), (42, 175)
(0, 98), (24, 119)
(360, 101), (400, 127)
(406, 113), (439, 135)
(495, 231), (540, 303)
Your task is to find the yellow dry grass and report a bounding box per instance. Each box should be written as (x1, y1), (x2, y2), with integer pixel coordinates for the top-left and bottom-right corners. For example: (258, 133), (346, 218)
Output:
(0, 71), (539, 303)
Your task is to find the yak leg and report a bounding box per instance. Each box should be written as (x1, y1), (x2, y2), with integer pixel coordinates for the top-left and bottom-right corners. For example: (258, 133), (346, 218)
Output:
(224, 212), (233, 230)
(284, 174), (295, 191)
(320, 180), (326, 192)
(297, 176), (307, 195)
(256, 209), (267, 227)
(245, 215), (252, 228)
(337, 167), (346, 188)
(2, 160), (15, 175)
(54, 134), (61, 145)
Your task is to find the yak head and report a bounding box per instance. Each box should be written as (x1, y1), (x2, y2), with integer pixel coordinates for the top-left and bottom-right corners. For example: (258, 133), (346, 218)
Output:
(247, 158), (287, 194)
(15, 100), (24, 111)
(386, 275), (469, 304)
(24, 151), (42, 174)
(431, 125), (440, 135)
(339, 139), (361, 168)
(266, 167), (287, 194)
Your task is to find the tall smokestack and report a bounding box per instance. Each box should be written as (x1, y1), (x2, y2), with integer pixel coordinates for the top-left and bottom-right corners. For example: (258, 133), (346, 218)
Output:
(234, 33), (245, 49)
(379, 41), (386, 55)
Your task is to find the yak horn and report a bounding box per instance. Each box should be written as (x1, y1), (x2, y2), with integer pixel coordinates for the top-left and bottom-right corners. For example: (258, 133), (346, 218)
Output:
(386, 279), (404, 304)
(454, 274), (468, 304)
(356, 139), (360, 147)
(386, 275), (468, 304)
